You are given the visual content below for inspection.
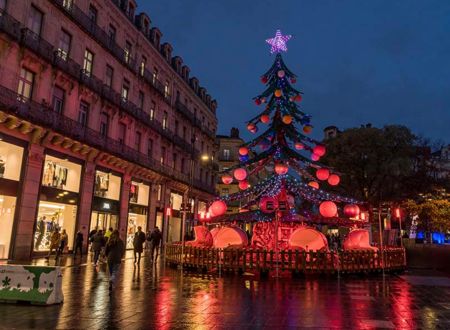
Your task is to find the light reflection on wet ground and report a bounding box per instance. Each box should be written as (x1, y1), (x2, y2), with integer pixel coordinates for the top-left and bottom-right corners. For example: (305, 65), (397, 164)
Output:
(1, 252), (449, 329)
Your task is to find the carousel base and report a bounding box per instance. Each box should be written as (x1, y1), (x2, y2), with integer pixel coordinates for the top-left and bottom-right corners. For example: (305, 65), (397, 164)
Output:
(165, 244), (406, 277)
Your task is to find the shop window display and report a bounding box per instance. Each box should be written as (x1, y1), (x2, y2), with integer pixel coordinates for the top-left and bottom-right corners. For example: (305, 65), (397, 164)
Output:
(127, 182), (149, 248)
(41, 155), (81, 192)
(94, 170), (121, 200)
(34, 201), (77, 252)
(0, 141), (24, 181)
(0, 195), (16, 259)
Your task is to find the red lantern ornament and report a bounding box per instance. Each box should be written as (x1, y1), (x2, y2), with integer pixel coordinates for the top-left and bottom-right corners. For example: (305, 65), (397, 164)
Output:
(260, 114), (270, 124)
(313, 145), (326, 157)
(233, 168), (247, 181)
(344, 204), (360, 218)
(274, 163), (289, 175)
(303, 125), (312, 134)
(294, 142), (304, 150)
(308, 181), (319, 189)
(209, 200), (227, 217)
(274, 89), (282, 97)
(254, 98), (261, 106)
(291, 77), (297, 83)
(311, 153), (320, 161)
(259, 196), (278, 213)
(261, 76), (268, 84)
(238, 147), (249, 156)
(221, 174), (233, 185)
(282, 115), (293, 125)
(319, 201), (338, 218)
(295, 94), (302, 102)
(239, 180), (249, 190)
(247, 123), (258, 133)
(316, 168), (330, 181)
(328, 174), (340, 186)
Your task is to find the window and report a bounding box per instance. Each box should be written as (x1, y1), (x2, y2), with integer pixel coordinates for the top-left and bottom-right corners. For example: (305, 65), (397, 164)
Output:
(183, 126), (187, 140)
(149, 101), (155, 120)
(194, 108), (197, 119)
(0, 0), (6, 13)
(118, 123), (126, 144)
(135, 132), (141, 151)
(223, 149), (230, 160)
(17, 68), (34, 101)
(28, 5), (43, 36)
(124, 41), (132, 64)
(160, 146), (166, 164)
(181, 158), (186, 173)
(83, 49), (94, 77)
(121, 80), (130, 101)
(78, 102), (89, 127)
(200, 168), (203, 182)
(139, 56), (146, 77)
(176, 91), (180, 101)
(138, 91), (144, 110)
(147, 139), (153, 157)
(201, 141), (204, 153)
(162, 111), (168, 130)
(62, 0), (73, 10)
(52, 86), (64, 114)
(174, 120), (179, 135)
(164, 81), (170, 98)
(57, 29), (71, 60)
(152, 68), (158, 84)
(108, 24), (116, 44)
(100, 112), (109, 137)
(105, 65), (113, 88)
(88, 5), (97, 24)
(128, 3), (135, 19)
(172, 153), (177, 169)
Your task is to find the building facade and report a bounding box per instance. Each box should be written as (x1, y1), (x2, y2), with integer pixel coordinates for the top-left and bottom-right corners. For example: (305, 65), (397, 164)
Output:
(0, 0), (218, 260)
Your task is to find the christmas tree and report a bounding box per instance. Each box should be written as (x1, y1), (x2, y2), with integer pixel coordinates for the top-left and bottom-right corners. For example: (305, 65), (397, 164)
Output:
(209, 30), (362, 247)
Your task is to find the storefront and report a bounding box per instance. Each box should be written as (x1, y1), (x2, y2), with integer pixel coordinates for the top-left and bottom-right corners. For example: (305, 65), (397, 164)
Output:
(167, 192), (183, 243)
(90, 169), (121, 232)
(126, 181), (150, 248)
(0, 138), (25, 259)
(34, 153), (82, 252)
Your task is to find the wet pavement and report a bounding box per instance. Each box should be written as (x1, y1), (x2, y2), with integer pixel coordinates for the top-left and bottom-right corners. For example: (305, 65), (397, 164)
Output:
(1, 251), (450, 329)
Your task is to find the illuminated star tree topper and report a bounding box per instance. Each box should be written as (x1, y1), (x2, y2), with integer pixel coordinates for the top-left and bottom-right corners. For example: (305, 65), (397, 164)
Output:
(266, 29), (292, 54)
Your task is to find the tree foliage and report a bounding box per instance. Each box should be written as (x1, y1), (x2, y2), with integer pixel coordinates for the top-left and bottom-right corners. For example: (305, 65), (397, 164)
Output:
(402, 199), (450, 233)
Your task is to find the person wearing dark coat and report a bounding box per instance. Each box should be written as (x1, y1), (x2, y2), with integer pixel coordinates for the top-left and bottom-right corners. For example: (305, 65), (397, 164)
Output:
(73, 231), (84, 257)
(105, 230), (125, 291)
(91, 230), (105, 266)
(149, 227), (162, 262)
(133, 226), (146, 264)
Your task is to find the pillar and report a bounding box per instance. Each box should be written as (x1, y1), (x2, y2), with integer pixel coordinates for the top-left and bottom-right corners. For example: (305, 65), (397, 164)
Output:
(118, 173), (131, 239)
(76, 161), (96, 252)
(12, 144), (44, 260)
(148, 184), (159, 229)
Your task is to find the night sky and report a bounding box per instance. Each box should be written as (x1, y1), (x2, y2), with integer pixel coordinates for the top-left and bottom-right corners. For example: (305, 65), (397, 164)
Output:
(140, 0), (450, 143)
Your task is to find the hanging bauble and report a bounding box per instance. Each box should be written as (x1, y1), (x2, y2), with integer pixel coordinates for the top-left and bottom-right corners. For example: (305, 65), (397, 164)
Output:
(277, 70), (285, 78)
(260, 114), (270, 124)
(209, 200), (227, 217)
(261, 97), (266, 103)
(295, 94), (303, 102)
(233, 168), (247, 181)
(238, 154), (249, 162)
(316, 168), (330, 181)
(247, 123), (258, 133)
(239, 180), (249, 190)
(311, 153), (320, 161)
(294, 142), (304, 150)
(291, 77), (297, 83)
(319, 201), (338, 218)
(254, 98), (261, 106)
(282, 115), (293, 124)
(313, 145), (326, 157)
(274, 89), (282, 97)
(289, 96), (294, 102)
(239, 147), (249, 156)
(259, 196), (278, 213)
(303, 125), (312, 134)
(274, 163), (289, 175)
(328, 174), (340, 186)
(221, 174), (233, 185)
(261, 76), (268, 84)
(308, 181), (319, 189)
(344, 204), (360, 218)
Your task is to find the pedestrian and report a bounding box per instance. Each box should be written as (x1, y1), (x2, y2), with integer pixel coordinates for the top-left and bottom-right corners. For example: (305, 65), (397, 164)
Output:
(89, 226), (98, 251)
(105, 230), (125, 292)
(73, 230), (84, 258)
(91, 229), (105, 266)
(104, 227), (113, 242)
(133, 226), (146, 264)
(56, 229), (68, 258)
(46, 228), (61, 259)
(149, 227), (162, 262)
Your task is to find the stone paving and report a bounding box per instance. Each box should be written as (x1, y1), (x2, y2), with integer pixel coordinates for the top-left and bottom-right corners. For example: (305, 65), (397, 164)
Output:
(1, 251), (449, 329)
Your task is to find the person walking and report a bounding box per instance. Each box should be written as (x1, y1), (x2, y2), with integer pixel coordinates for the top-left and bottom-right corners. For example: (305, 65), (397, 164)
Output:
(56, 229), (68, 258)
(104, 227), (113, 241)
(149, 227), (162, 262)
(46, 228), (61, 259)
(133, 226), (146, 264)
(91, 229), (105, 266)
(73, 230), (84, 258)
(105, 230), (125, 292)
